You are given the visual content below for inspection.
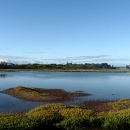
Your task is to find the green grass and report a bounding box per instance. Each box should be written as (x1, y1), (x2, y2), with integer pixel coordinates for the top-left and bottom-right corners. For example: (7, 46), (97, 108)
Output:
(13, 86), (49, 96)
(108, 98), (130, 110)
(0, 68), (130, 73)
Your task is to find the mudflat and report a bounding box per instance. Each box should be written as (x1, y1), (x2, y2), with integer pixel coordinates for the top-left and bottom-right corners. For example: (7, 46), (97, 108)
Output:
(1, 86), (119, 112)
(1, 86), (91, 102)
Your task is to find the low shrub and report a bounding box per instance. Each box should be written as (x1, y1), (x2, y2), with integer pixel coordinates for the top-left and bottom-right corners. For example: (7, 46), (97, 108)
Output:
(108, 98), (130, 110)
(103, 115), (130, 130)
(0, 114), (38, 130)
(0, 101), (130, 130)
(56, 117), (90, 130)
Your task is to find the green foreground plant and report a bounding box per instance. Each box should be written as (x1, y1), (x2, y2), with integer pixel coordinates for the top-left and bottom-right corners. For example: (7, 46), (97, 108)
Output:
(0, 99), (130, 130)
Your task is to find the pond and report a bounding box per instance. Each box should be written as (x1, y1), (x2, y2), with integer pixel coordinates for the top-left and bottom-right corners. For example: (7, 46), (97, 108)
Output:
(0, 71), (130, 112)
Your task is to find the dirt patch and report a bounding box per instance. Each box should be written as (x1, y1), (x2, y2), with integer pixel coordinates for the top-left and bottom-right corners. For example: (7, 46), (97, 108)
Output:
(76, 99), (118, 112)
(1, 86), (92, 102)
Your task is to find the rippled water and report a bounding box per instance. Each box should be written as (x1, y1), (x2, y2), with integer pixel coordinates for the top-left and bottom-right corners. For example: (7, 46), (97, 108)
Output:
(0, 71), (130, 112)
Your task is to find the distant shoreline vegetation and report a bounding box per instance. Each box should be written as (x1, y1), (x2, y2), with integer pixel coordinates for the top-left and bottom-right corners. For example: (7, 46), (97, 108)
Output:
(0, 62), (116, 70)
(0, 62), (130, 72)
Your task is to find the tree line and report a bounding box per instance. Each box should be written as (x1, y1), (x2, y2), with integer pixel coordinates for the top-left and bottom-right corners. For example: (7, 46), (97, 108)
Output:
(0, 62), (116, 70)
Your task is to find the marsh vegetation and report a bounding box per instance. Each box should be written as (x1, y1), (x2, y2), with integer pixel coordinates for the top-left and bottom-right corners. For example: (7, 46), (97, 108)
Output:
(0, 98), (130, 130)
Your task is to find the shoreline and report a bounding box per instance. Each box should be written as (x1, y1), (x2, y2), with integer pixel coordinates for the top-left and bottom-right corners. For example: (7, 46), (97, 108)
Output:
(76, 99), (118, 112)
(0, 68), (130, 73)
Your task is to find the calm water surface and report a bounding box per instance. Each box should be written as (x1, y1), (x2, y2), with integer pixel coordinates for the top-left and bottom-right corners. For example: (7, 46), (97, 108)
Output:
(0, 71), (130, 112)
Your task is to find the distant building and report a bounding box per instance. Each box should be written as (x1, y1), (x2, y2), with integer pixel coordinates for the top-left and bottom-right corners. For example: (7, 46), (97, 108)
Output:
(66, 61), (72, 65)
(126, 65), (130, 69)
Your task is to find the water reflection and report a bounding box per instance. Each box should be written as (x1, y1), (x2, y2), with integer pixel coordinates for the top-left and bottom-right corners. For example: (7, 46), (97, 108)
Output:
(0, 72), (130, 112)
(0, 74), (7, 78)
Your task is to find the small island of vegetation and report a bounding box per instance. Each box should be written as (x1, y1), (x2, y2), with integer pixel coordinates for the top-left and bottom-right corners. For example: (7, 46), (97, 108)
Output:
(1, 86), (91, 102)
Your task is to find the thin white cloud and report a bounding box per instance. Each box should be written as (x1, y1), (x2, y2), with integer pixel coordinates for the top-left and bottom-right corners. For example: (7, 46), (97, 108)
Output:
(25, 51), (45, 53)
(0, 55), (27, 59)
(67, 55), (108, 60)
(0, 55), (129, 66)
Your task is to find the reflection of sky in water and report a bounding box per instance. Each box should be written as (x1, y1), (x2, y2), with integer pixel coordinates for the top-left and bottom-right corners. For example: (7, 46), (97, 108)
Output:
(0, 71), (130, 112)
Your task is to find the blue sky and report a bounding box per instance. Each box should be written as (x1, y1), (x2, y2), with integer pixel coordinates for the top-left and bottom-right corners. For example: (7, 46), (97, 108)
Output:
(0, 0), (130, 66)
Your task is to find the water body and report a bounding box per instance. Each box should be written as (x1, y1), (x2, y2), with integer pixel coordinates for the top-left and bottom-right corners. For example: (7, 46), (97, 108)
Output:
(0, 71), (130, 112)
